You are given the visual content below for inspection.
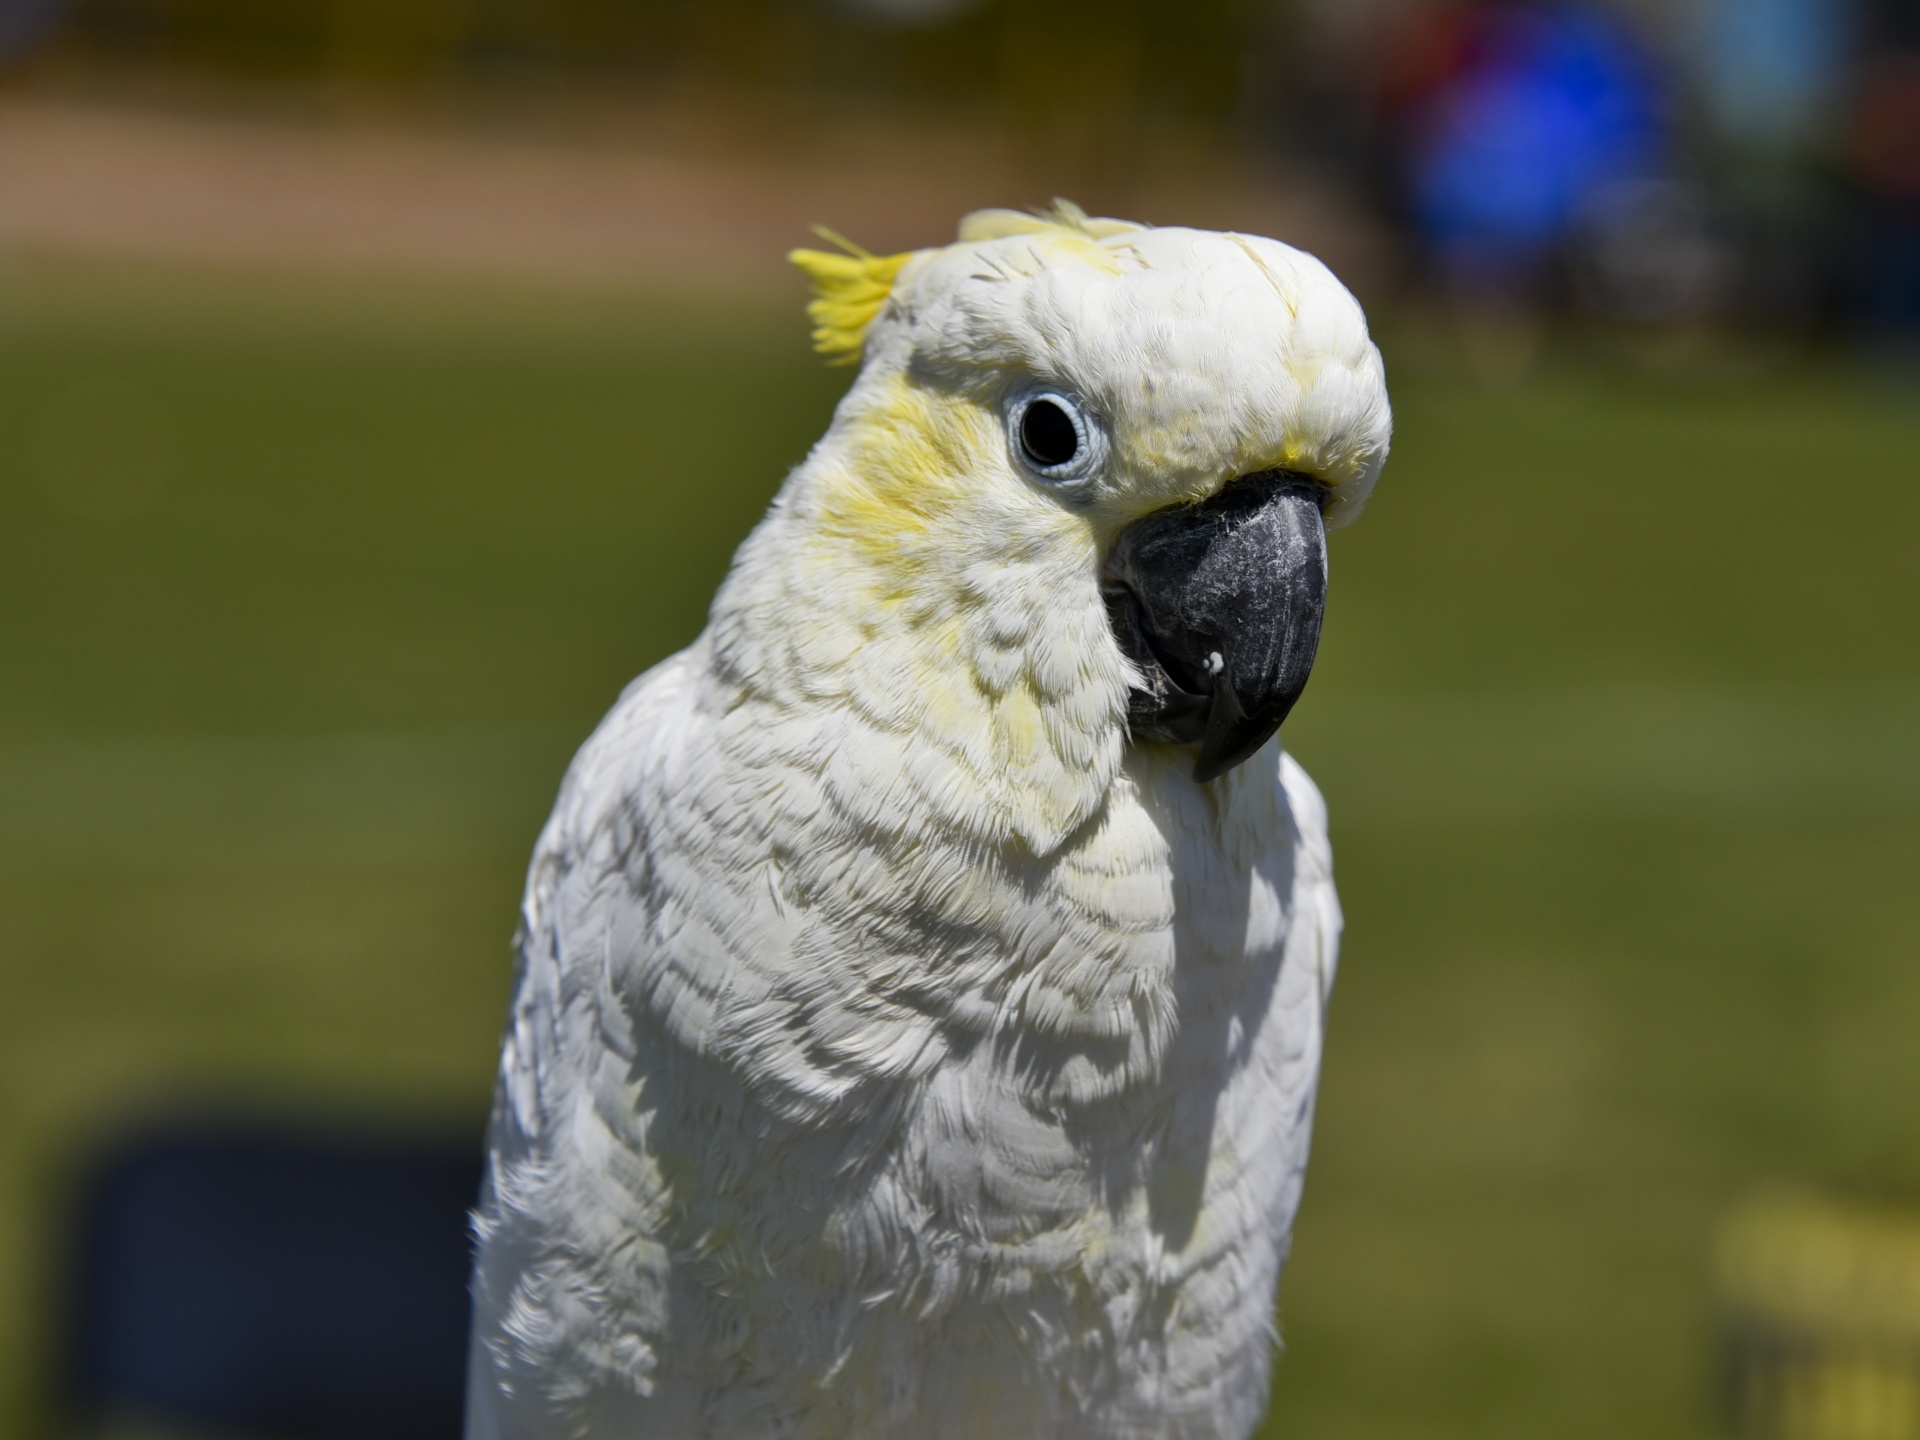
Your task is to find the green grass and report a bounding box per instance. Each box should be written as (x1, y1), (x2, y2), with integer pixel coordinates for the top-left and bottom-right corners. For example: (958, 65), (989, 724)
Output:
(1, 266), (1915, 1438)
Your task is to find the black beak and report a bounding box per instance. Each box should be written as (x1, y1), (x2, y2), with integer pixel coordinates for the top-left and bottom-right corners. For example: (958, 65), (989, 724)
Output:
(1102, 470), (1328, 783)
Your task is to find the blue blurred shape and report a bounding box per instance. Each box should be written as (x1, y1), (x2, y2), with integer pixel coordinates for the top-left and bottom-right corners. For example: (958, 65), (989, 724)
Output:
(1410, 6), (1665, 293)
(67, 1118), (482, 1440)
(1695, 0), (1850, 149)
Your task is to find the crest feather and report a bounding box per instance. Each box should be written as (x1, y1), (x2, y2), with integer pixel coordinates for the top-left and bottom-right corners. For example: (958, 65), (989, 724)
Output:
(958, 199), (1145, 243)
(788, 228), (912, 365)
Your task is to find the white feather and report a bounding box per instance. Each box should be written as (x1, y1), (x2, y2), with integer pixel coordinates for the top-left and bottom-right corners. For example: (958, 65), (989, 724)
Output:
(467, 211), (1387, 1440)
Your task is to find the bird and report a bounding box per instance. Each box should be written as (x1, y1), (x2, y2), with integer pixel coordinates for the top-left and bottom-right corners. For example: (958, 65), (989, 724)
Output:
(465, 201), (1392, 1440)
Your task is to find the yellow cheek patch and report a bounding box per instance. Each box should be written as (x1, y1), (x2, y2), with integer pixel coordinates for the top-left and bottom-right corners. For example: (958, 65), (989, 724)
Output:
(789, 230), (913, 365)
(815, 376), (981, 547)
(808, 377), (1093, 696)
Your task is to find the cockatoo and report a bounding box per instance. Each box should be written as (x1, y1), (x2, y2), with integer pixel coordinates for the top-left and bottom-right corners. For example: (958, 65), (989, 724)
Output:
(466, 203), (1391, 1440)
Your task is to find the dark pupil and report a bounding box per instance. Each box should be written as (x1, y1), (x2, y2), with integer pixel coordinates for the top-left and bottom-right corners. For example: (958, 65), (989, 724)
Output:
(1020, 400), (1080, 469)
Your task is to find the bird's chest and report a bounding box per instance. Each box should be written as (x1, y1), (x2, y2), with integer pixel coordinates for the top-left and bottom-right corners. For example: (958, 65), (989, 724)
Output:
(890, 928), (1296, 1259)
(883, 787), (1310, 1371)
(806, 916), (1312, 1434)
(848, 840), (1306, 1311)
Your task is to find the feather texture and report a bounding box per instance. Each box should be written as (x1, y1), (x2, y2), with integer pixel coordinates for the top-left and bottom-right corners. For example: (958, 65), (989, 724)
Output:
(467, 209), (1388, 1440)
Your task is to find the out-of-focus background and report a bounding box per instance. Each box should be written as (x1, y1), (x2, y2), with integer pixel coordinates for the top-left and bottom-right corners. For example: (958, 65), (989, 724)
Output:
(2, 0), (1917, 1437)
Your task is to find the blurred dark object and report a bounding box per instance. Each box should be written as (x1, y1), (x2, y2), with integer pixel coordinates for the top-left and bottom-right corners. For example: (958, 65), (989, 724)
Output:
(1568, 175), (1730, 323)
(1844, 14), (1920, 348)
(1718, 1192), (1920, 1440)
(65, 1117), (482, 1440)
(0, 0), (67, 61)
(1685, 0), (1852, 330)
(1850, 52), (1920, 207)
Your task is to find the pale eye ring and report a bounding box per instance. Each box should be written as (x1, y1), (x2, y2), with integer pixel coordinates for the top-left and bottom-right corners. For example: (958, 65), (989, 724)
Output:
(1007, 389), (1105, 486)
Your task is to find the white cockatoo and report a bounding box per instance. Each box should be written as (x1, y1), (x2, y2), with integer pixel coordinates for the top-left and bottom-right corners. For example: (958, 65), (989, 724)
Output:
(466, 202), (1391, 1440)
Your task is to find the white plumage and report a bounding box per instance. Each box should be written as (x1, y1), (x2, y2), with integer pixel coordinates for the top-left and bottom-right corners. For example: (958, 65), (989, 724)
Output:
(466, 206), (1391, 1440)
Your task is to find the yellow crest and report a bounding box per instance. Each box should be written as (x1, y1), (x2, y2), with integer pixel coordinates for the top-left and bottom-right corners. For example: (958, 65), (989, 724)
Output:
(788, 227), (912, 366)
(956, 198), (1144, 243)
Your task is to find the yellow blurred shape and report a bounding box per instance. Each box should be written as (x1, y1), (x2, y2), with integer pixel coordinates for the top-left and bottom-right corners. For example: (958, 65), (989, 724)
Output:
(1720, 1193), (1920, 1440)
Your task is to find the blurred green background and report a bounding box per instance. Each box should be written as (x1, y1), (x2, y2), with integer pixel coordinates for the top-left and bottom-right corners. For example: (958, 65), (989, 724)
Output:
(2, 0), (1919, 1432)
(2, 261), (1915, 1438)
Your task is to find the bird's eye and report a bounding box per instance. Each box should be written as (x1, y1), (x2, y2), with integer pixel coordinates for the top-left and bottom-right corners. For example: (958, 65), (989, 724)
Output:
(1008, 389), (1105, 488)
(1021, 400), (1079, 468)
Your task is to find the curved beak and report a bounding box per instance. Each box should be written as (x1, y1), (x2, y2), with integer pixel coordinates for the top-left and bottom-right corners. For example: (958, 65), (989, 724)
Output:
(1102, 470), (1328, 783)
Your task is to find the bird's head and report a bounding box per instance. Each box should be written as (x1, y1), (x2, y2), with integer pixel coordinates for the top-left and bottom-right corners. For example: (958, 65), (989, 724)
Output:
(712, 203), (1390, 852)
